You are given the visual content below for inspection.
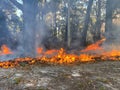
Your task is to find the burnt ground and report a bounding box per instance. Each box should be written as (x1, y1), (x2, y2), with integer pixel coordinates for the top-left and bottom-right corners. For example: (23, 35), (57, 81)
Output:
(0, 61), (120, 90)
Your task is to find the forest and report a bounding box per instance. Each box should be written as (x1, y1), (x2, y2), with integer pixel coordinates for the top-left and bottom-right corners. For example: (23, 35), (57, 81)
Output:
(0, 0), (120, 57)
(1, 1), (120, 89)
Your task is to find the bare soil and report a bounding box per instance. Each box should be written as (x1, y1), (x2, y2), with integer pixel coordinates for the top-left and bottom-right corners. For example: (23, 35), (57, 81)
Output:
(0, 61), (120, 90)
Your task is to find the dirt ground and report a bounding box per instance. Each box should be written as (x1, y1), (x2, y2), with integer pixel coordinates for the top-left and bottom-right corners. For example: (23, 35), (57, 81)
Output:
(0, 61), (120, 90)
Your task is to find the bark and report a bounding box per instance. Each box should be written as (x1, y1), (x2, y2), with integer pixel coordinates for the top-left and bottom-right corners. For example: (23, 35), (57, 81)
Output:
(66, 0), (71, 48)
(105, 0), (113, 42)
(94, 0), (102, 41)
(53, 1), (57, 36)
(81, 0), (93, 46)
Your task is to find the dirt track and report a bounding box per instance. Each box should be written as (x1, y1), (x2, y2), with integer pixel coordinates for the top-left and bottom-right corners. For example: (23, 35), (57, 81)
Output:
(0, 61), (120, 90)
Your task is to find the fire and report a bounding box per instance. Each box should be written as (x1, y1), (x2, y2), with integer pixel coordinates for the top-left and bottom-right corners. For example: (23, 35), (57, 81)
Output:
(79, 54), (94, 62)
(0, 48), (95, 68)
(37, 48), (58, 55)
(38, 48), (79, 64)
(36, 47), (43, 54)
(102, 50), (120, 57)
(44, 49), (58, 55)
(101, 50), (120, 60)
(0, 45), (13, 55)
(80, 38), (106, 52)
(0, 38), (120, 68)
(36, 48), (94, 64)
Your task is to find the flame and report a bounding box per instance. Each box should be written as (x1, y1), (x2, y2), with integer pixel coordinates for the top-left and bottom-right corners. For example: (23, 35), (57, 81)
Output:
(80, 38), (106, 52)
(37, 48), (94, 64)
(1, 38), (120, 68)
(0, 45), (13, 55)
(45, 49), (58, 55)
(0, 48), (95, 68)
(102, 50), (120, 57)
(101, 50), (120, 60)
(79, 54), (94, 62)
(36, 47), (43, 54)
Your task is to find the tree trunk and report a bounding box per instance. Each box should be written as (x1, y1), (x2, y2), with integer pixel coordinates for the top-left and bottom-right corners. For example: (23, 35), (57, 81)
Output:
(23, 0), (38, 57)
(66, 0), (71, 48)
(94, 0), (102, 41)
(53, 2), (57, 36)
(81, 0), (93, 46)
(105, 0), (113, 42)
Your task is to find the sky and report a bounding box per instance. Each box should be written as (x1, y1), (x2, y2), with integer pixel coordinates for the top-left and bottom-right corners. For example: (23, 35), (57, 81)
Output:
(16, 0), (23, 17)
(16, 0), (23, 4)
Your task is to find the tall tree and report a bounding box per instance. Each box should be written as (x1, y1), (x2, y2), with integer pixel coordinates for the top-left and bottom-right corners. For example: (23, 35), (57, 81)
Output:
(65, 0), (71, 48)
(81, 0), (93, 46)
(94, 0), (102, 41)
(105, 0), (113, 42)
(10, 0), (38, 56)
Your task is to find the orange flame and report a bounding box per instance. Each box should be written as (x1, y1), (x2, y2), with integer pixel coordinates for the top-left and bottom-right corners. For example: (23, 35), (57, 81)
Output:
(36, 47), (43, 54)
(102, 50), (120, 57)
(0, 45), (13, 55)
(101, 50), (120, 60)
(38, 48), (94, 64)
(1, 38), (120, 68)
(44, 49), (58, 55)
(80, 38), (106, 52)
(79, 54), (94, 62)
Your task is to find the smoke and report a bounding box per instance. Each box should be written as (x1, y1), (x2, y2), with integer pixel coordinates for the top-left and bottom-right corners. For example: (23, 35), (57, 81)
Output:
(16, 0), (52, 57)
(0, 0), (53, 61)
(0, 0), (120, 61)
(103, 22), (120, 51)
